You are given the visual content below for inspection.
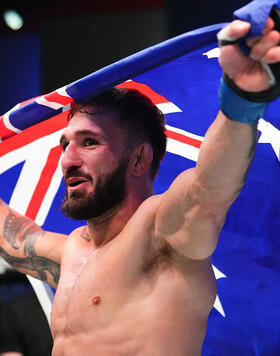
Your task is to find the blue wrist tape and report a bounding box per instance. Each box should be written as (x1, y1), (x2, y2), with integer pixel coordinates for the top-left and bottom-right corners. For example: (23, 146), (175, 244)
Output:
(218, 78), (268, 124)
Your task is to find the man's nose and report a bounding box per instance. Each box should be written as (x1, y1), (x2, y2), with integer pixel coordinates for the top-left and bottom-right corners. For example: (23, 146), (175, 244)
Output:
(61, 143), (83, 172)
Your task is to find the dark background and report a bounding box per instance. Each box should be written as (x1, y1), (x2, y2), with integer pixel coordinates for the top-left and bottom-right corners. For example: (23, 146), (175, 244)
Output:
(0, 0), (250, 114)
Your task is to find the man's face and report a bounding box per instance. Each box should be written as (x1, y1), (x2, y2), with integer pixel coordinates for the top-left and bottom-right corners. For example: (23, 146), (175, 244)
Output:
(60, 109), (129, 220)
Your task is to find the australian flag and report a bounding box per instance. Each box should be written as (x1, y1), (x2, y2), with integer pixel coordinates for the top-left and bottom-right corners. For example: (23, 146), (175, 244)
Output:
(1, 0), (280, 354)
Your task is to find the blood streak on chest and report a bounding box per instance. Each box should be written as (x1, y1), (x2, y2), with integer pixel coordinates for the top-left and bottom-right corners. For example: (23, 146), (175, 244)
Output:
(92, 296), (101, 305)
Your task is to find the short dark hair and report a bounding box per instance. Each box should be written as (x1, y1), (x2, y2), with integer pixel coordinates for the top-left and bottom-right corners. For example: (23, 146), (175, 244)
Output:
(69, 87), (167, 180)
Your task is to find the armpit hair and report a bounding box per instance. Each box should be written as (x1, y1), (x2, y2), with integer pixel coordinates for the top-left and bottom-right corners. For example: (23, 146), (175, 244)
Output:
(142, 239), (174, 274)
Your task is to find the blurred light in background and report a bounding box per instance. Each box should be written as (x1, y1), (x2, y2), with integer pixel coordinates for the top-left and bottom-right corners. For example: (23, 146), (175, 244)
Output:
(3, 9), (23, 30)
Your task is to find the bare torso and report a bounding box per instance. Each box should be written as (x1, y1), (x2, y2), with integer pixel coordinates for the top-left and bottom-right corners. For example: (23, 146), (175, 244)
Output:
(51, 196), (216, 356)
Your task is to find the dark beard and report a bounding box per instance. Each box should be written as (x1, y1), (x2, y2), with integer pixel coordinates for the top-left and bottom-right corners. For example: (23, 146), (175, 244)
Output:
(61, 158), (128, 220)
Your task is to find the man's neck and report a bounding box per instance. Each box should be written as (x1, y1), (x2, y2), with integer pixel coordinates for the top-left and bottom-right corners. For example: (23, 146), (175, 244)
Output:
(87, 186), (153, 247)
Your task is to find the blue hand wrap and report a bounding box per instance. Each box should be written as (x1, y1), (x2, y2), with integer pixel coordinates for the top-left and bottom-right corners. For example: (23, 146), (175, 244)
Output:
(217, 0), (280, 124)
(218, 78), (268, 124)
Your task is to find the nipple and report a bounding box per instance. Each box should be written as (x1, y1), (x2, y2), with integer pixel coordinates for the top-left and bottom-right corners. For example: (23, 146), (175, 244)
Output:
(92, 296), (101, 305)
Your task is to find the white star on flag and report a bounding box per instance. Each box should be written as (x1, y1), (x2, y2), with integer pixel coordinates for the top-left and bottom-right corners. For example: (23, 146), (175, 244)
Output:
(258, 118), (280, 161)
(203, 47), (220, 59)
(213, 265), (227, 317)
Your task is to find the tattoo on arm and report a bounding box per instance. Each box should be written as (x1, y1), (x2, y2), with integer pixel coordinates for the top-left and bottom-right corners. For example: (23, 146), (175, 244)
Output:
(3, 212), (31, 249)
(0, 247), (60, 284)
(80, 228), (91, 242)
(2, 210), (60, 284)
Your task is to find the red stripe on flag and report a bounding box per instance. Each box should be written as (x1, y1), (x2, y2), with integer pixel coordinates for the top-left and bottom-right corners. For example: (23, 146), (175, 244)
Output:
(165, 129), (202, 149)
(117, 81), (169, 105)
(0, 111), (69, 157)
(0, 116), (18, 141)
(25, 145), (62, 221)
(44, 91), (73, 106)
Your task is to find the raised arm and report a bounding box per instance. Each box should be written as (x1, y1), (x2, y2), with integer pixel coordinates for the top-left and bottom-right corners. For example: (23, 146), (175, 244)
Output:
(155, 18), (280, 260)
(0, 198), (67, 288)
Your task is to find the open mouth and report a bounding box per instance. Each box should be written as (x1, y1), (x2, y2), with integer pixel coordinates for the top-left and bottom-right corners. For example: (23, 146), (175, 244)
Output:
(66, 177), (89, 191)
(69, 180), (84, 187)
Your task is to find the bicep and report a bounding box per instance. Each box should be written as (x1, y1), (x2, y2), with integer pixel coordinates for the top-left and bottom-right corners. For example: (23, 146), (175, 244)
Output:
(154, 169), (227, 260)
(0, 200), (67, 287)
(20, 230), (67, 288)
(0, 231), (67, 288)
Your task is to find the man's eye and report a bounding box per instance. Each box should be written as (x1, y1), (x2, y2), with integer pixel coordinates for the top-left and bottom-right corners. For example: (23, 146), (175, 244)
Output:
(83, 138), (98, 147)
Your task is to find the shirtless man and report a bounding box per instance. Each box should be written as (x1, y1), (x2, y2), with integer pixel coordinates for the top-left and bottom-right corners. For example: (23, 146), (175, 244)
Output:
(1, 18), (280, 355)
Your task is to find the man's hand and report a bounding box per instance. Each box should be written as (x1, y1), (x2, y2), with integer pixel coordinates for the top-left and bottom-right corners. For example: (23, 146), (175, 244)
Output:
(218, 18), (280, 92)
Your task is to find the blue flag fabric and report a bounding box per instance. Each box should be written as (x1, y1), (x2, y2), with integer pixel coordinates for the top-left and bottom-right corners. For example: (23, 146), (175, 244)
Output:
(1, 1), (280, 355)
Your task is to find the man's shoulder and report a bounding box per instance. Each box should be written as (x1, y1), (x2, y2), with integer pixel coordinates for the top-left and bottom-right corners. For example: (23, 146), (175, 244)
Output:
(65, 225), (88, 245)
(60, 225), (91, 268)
(70, 225), (87, 235)
(124, 194), (164, 236)
(134, 194), (164, 220)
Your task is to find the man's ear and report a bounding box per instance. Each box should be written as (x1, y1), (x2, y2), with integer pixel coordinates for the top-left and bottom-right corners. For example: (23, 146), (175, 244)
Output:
(130, 143), (153, 177)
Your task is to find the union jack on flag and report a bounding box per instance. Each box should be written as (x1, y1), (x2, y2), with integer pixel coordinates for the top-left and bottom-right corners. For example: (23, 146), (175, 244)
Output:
(2, 3), (280, 353)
